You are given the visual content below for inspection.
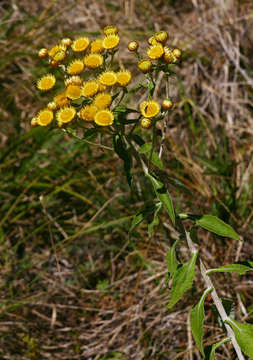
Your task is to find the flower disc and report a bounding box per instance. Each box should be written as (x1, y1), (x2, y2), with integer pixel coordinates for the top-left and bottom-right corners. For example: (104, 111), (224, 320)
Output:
(103, 25), (118, 35)
(65, 84), (82, 100)
(78, 104), (98, 122)
(94, 109), (114, 126)
(140, 100), (160, 118)
(67, 59), (85, 75)
(147, 43), (164, 59)
(37, 109), (54, 126)
(90, 38), (103, 54)
(37, 74), (56, 91)
(102, 34), (120, 50)
(83, 54), (104, 68)
(116, 70), (131, 86)
(56, 106), (76, 124)
(81, 81), (99, 97)
(71, 37), (90, 52)
(99, 71), (117, 86)
(93, 92), (112, 110)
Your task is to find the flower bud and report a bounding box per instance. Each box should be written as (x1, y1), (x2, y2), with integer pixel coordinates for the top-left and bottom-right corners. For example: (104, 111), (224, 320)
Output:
(161, 99), (173, 110)
(38, 48), (48, 58)
(172, 48), (182, 59)
(141, 118), (152, 129)
(127, 41), (139, 51)
(61, 38), (72, 47)
(154, 30), (168, 44)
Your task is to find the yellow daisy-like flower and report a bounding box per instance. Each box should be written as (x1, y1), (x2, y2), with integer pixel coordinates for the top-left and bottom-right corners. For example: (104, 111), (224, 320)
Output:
(154, 30), (168, 44)
(90, 38), (104, 53)
(99, 71), (117, 86)
(81, 80), (99, 97)
(37, 109), (54, 126)
(37, 74), (56, 91)
(56, 106), (76, 124)
(147, 43), (164, 59)
(103, 25), (118, 36)
(138, 59), (152, 74)
(102, 34), (120, 50)
(93, 92), (112, 110)
(67, 59), (85, 75)
(53, 50), (66, 62)
(54, 92), (71, 108)
(94, 109), (114, 126)
(140, 100), (160, 118)
(83, 53), (104, 68)
(78, 104), (98, 122)
(71, 37), (90, 52)
(65, 76), (83, 87)
(116, 70), (131, 86)
(65, 84), (82, 100)
(38, 48), (48, 58)
(48, 45), (61, 58)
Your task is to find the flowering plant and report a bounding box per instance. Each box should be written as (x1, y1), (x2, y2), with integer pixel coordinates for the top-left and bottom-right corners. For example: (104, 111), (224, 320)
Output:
(32, 25), (253, 359)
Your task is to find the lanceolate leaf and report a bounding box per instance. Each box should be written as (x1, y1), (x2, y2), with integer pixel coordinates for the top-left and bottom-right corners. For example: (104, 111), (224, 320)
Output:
(206, 262), (253, 276)
(225, 318), (253, 358)
(146, 173), (175, 225)
(139, 143), (163, 169)
(129, 203), (156, 234)
(148, 202), (162, 237)
(113, 135), (132, 186)
(167, 250), (198, 309)
(166, 239), (179, 278)
(190, 287), (213, 355)
(191, 215), (241, 241)
(205, 337), (231, 360)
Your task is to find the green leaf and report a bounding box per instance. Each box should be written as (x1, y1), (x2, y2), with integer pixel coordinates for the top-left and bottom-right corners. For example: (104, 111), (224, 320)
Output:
(191, 215), (241, 241)
(148, 202), (162, 237)
(204, 338), (231, 360)
(211, 298), (235, 331)
(167, 250), (198, 309)
(206, 262), (253, 276)
(225, 318), (253, 358)
(146, 173), (175, 225)
(139, 142), (163, 169)
(166, 239), (179, 277)
(129, 203), (156, 234)
(113, 135), (132, 186)
(190, 287), (213, 355)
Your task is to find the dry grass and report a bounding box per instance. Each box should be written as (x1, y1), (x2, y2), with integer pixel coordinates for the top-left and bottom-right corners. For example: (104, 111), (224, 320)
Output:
(0, 0), (253, 359)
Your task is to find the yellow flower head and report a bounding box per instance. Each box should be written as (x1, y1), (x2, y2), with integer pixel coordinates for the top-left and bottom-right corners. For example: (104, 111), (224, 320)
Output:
(64, 76), (83, 87)
(83, 53), (104, 68)
(38, 48), (48, 58)
(99, 71), (117, 86)
(67, 59), (85, 75)
(54, 92), (71, 108)
(47, 101), (57, 111)
(37, 74), (56, 91)
(161, 99), (173, 110)
(56, 106), (76, 125)
(90, 38), (104, 53)
(140, 117), (152, 129)
(154, 30), (168, 44)
(53, 50), (66, 62)
(78, 104), (98, 122)
(140, 100), (160, 118)
(65, 84), (82, 100)
(81, 80), (99, 97)
(48, 45), (61, 58)
(102, 34), (120, 50)
(103, 25), (118, 36)
(127, 41), (139, 51)
(71, 37), (90, 52)
(163, 47), (177, 64)
(116, 70), (131, 86)
(147, 43), (164, 59)
(93, 92), (112, 110)
(61, 38), (72, 47)
(37, 109), (54, 126)
(94, 109), (114, 126)
(138, 59), (152, 73)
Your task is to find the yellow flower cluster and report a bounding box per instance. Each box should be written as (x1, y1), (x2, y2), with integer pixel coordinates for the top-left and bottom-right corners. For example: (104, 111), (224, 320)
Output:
(33, 25), (132, 128)
(127, 30), (182, 73)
